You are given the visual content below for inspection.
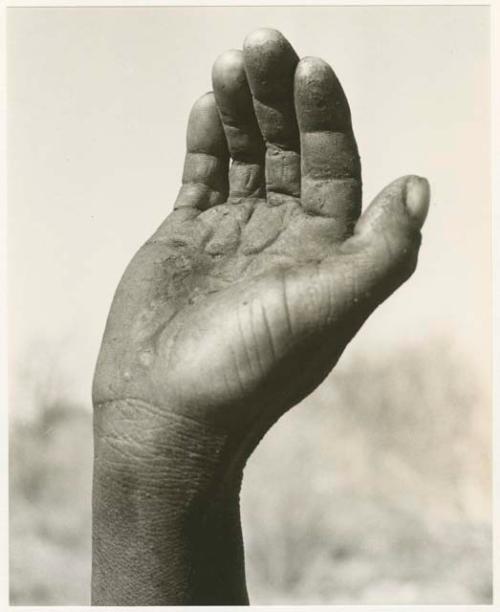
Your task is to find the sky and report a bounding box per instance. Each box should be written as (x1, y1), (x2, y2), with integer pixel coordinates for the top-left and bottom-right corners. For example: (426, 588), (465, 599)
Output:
(7, 5), (491, 410)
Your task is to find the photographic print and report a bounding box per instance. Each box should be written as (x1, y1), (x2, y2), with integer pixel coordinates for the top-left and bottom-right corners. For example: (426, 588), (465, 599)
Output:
(7, 4), (492, 605)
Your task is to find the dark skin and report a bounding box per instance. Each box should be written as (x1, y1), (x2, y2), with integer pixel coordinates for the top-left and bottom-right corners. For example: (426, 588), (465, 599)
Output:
(92, 28), (430, 605)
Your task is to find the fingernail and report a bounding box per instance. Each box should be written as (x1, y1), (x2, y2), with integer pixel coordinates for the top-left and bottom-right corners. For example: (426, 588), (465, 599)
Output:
(405, 176), (430, 228)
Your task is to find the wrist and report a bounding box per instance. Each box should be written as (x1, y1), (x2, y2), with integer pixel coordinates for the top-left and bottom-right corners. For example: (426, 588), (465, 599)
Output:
(93, 397), (233, 506)
(92, 397), (248, 605)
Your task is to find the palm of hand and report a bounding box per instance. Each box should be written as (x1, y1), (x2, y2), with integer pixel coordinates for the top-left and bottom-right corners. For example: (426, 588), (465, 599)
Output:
(93, 29), (429, 441)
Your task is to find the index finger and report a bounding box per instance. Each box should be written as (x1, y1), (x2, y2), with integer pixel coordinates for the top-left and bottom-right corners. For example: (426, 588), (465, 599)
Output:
(295, 57), (361, 240)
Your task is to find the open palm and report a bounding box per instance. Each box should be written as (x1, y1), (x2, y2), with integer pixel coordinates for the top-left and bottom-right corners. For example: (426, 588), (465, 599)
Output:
(93, 28), (429, 453)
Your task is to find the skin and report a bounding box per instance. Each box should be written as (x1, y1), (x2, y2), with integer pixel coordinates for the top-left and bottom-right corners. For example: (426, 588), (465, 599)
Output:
(92, 28), (430, 605)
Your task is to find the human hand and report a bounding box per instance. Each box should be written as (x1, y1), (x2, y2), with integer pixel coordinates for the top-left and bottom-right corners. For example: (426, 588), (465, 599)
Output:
(92, 28), (429, 605)
(93, 28), (428, 448)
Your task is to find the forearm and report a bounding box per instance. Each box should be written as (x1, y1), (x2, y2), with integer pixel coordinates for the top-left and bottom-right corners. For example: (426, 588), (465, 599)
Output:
(91, 398), (248, 605)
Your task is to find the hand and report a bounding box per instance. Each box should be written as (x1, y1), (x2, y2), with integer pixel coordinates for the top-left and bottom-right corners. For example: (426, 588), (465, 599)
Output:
(92, 28), (429, 605)
(93, 28), (428, 450)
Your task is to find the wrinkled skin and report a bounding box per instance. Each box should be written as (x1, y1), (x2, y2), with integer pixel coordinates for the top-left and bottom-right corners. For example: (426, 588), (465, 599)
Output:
(92, 28), (429, 606)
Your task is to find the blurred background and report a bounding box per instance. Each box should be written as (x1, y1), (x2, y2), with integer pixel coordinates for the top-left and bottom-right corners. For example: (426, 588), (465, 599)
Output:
(8, 5), (491, 605)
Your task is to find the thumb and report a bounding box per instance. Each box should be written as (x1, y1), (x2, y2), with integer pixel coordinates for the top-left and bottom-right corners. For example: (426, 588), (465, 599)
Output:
(355, 174), (429, 236)
(339, 175), (430, 307)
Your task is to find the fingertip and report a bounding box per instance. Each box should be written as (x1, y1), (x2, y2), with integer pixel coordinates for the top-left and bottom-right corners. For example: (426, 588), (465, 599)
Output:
(243, 27), (287, 51)
(351, 175), (424, 241)
(186, 91), (228, 157)
(191, 91), (217, 112)
(242, 28), (299, 96)
(295, 56), (331, 80)
(189, 91), (220, 130)
(405, 176), (430, 228)
(294, 56), (351, 135)
(212, 49), (245, 89)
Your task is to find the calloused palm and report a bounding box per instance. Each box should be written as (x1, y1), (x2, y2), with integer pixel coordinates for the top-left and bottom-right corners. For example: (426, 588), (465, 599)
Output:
(93, 29), (429, 461)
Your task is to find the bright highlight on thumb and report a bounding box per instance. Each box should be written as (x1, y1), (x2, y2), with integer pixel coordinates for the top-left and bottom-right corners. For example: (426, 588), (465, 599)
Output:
(405, 176), (430, 228)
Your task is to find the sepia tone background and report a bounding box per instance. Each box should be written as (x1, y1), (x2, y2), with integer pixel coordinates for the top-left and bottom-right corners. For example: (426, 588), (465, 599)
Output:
(8, 5), (491, 604)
